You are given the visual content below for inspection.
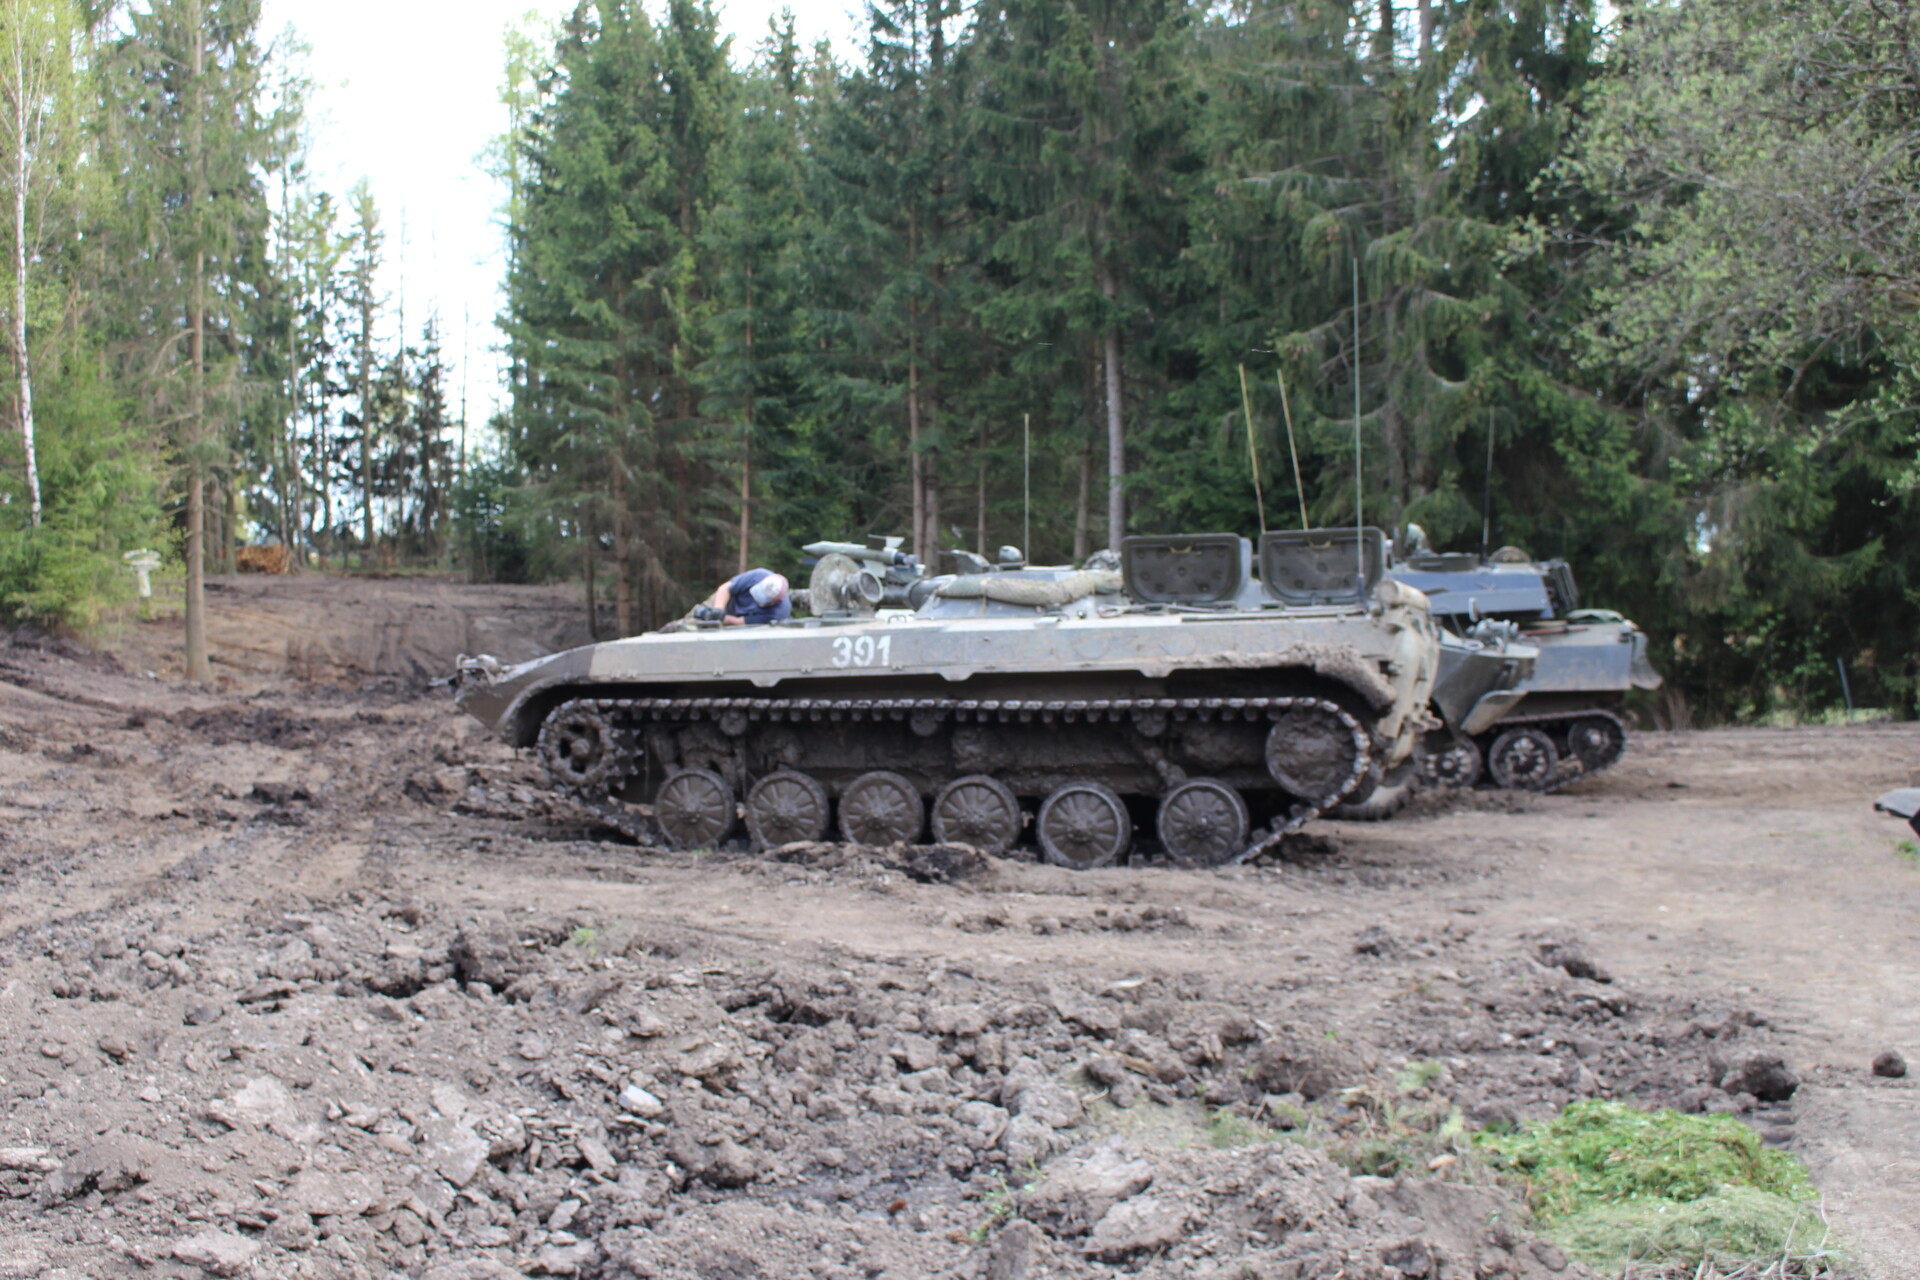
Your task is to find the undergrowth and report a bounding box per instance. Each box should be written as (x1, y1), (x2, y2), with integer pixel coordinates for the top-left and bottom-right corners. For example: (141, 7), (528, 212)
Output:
(1475, 1101), (1846, 1276)
(1315, 1063), (1473, 1179)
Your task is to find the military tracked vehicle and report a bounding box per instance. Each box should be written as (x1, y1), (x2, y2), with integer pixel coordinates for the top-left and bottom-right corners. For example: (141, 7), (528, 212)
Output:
(1330, 618), (1537, 820)
(453, 528), (1443, 868)
(1388, 549), (1661, 791)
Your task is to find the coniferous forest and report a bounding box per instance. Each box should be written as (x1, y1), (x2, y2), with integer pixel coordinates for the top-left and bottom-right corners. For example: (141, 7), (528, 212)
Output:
(3, 0), (1919, 724)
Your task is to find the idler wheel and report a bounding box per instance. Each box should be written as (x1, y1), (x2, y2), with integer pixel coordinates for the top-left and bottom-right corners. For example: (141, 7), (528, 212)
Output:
(1488, 727), (1558, 790)
(1567, 715), (1626, 773)
(837, 770), (925, 846)
(1036, 781), (1131, 870)
(537, 703), (631, 794)
(1265, 703), (1368, 803)
(930, 774), (1022, 854)
(745, 770), (831, 849)
(1330, 751), (1424, 821)
(1156, 778), (1249, 868)
(654, 768), (735, 850)
(1427, 737), (1482, 789)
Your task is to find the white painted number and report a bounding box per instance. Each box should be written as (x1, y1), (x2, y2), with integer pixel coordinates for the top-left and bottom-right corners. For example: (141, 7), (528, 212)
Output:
(831, 634), (892, 668)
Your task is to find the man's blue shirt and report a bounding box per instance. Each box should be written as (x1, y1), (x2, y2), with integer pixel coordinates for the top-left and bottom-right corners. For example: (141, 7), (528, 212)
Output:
(726, 569), (791, 624)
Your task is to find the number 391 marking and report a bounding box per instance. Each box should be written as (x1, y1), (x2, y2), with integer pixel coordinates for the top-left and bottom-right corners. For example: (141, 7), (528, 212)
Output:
(831, 634), (892, 668)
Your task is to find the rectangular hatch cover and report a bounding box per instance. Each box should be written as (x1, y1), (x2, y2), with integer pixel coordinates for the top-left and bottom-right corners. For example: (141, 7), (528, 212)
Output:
(1120, 534), (1248, 604)
(1259, 528), (1385, 606)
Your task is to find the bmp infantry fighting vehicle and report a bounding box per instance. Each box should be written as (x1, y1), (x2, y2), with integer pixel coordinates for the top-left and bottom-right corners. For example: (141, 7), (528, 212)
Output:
(1389, 546), (1662, 791)
(453, 529), (1444, 868)
(1327, 618), (1538, 820)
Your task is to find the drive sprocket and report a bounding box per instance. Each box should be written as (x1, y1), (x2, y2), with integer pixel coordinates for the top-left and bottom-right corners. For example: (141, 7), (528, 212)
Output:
(536, 700), (637, 796)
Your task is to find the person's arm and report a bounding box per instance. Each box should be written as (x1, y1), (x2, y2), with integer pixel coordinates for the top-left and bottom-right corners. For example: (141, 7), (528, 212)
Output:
(722, 612), (746, 626)
(691, 581), (734, 622)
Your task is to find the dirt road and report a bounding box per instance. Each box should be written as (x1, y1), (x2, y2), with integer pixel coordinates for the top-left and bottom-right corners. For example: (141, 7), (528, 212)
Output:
(0, 574), (1914, 1279)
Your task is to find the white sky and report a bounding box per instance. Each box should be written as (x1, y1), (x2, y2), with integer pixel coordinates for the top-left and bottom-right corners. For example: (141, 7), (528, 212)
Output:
(258, 0), (865, 434)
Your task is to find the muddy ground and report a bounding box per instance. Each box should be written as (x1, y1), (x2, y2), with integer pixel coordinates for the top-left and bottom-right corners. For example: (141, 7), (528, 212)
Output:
(0, 573), (1915, 1280)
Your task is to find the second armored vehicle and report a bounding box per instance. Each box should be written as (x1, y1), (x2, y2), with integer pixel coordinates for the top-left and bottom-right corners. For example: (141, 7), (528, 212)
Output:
(1390, 548), (1661, 791)
(454, 529), (1443, 867)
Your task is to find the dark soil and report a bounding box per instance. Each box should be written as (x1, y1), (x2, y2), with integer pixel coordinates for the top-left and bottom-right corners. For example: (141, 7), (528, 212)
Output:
(0, 572), (1913, 1279)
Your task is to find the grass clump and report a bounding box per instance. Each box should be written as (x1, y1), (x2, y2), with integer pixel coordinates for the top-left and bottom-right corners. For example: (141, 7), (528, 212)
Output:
(1556, 1187), (1835, 1275)
(966, 1174), (1016, 1243)
(1476, 1101), (1843, 1275)
(1204, 1109), (1275, 1149)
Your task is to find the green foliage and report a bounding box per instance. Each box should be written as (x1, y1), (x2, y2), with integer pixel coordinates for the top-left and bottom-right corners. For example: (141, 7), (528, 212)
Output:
(449, 451), (537, 586)
(0, 347), (164, 626)
(1549, 0), (1920, 723)
(502, 0), (741, 631)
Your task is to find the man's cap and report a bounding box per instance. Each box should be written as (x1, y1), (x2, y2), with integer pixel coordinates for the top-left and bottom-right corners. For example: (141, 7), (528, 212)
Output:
(749, 573), (789, 606)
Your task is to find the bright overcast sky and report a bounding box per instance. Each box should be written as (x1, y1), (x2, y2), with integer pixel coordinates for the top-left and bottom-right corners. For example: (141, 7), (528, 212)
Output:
(258, 0), (865, 434)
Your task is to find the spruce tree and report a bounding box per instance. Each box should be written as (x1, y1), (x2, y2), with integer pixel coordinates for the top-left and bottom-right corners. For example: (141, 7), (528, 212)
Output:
(96, 0), (273, 678)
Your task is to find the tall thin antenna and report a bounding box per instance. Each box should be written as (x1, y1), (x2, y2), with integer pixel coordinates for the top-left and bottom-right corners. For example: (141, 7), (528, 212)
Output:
(1237, 364), (1268, 533)
(1352, 256), (1363, 589)
(1023, 412), (1031, 559)
(1276, 367), (1307, 530)
(1481, 407), (1495, 563)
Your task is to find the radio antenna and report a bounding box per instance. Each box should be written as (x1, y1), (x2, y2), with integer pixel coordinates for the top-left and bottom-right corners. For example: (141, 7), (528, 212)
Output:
(1023, 412), (1031, 558)
(1481, 407), (1495, 563)
(1352, 256), (1363, 589)
(1276, 366), (1307, 529)
(1237, 364), (1268, 533)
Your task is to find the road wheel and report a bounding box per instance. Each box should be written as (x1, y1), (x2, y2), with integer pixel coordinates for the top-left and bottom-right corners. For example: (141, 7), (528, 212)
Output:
(1427, 737), (1482, 789)
(930, 774), (1022, 854)
(837, 770), (924, 846)
(1038, 781), (1132, 870)
(655, 768), (735, 850)
(1567, 715), (1627, 773)
(744, 770), (831, 849)
(1156, 778), (1249, 867)
(1488, 727), (1558, 791)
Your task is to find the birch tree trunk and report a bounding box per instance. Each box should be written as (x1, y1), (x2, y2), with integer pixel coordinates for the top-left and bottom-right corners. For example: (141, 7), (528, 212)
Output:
(357, 282), (374, 564)
(9, 32), (38, 527)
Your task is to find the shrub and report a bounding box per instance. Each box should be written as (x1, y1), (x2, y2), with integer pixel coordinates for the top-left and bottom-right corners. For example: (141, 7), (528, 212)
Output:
(0, 348), (165, 628)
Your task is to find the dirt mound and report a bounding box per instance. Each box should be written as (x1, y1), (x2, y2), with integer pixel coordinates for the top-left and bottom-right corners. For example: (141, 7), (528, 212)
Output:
(3, 884), (1643, 1279)
(116, 573), (600, 687)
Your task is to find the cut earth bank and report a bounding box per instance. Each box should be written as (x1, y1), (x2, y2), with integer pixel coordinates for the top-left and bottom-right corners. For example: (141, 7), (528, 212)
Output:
(0, 572), (1913, 1278)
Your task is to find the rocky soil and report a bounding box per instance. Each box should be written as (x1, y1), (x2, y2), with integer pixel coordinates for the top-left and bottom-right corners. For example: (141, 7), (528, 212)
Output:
(0, 573), (1915, 1279)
